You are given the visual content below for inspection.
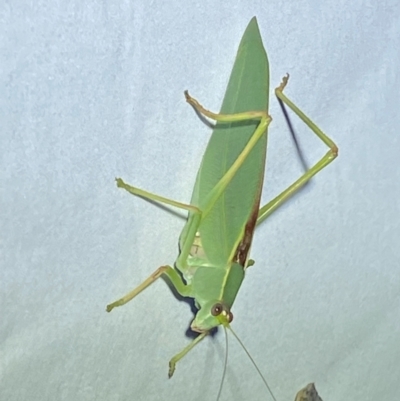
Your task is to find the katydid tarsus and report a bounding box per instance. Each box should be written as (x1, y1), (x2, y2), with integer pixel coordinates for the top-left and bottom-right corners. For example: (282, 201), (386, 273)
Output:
(107, 16), (337, 397)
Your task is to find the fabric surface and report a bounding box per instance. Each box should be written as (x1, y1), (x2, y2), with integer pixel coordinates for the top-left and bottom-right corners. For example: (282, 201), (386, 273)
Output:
(1, 1), (399, 400)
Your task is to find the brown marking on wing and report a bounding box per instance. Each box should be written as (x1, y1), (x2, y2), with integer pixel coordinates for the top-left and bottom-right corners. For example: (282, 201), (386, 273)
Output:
(233, 187), (262, 267)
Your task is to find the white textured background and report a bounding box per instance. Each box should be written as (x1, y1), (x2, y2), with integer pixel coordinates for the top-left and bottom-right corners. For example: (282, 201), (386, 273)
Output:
(1, 1), (399, 401)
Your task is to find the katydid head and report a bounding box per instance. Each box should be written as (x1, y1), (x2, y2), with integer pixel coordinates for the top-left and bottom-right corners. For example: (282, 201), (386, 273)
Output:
(191, 301), (233, 333)
(189, 263), (244, 332)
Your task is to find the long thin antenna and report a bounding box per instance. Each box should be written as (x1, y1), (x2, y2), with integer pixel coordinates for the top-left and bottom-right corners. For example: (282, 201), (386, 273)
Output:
(215, 327), (229, 401)
(228, 326), (277, 401)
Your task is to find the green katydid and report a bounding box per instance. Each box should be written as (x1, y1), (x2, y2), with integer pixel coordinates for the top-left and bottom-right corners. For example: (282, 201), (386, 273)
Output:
(107, 15), (337, 385)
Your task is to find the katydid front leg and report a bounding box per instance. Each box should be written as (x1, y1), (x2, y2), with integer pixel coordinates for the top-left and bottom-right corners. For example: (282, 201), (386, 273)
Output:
(256, 75), (338, 224)
(106, 261), (207, 378)
(106, 265), (191, 312)
(168, 331), (208, 377)
(107, 180), (207, 377)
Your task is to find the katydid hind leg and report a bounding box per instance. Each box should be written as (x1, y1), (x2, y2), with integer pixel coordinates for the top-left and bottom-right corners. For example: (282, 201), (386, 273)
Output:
(277, 87), (309, 173)
(184, 92), (272, 219)
(116, 90), (267, 215)
(185, 90), (268, 124)
(106, 265), (191, 312)
(257, 75), (338, 225)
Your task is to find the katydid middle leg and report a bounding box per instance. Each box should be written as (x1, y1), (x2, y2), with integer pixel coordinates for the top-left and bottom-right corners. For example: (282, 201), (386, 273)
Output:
(115, 177), (204, 272)
(116, 178), (200, 214)
(106, 178), (202, 311)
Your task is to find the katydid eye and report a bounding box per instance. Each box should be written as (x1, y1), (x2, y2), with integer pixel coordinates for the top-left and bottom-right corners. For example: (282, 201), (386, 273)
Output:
(211, 303), (223, 316)
(227, 311), (233, 323)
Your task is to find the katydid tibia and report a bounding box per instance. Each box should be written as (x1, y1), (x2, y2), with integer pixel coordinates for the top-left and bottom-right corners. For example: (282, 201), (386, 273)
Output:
(107, 16), (337, 386)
